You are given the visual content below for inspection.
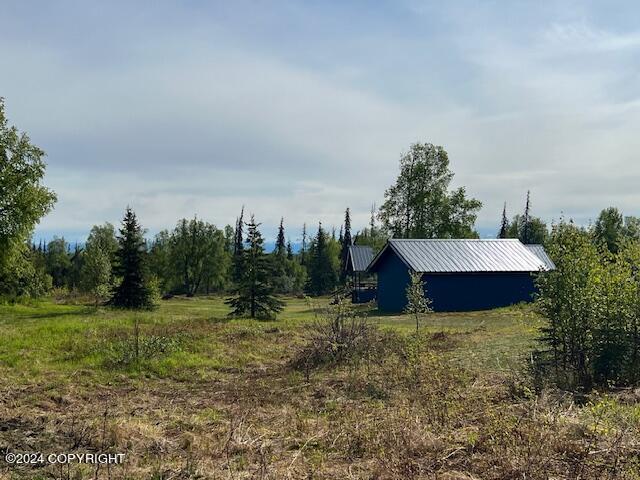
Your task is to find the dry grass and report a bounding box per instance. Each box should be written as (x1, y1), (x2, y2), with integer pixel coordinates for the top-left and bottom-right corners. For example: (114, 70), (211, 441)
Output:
(0, 297), (639, 479)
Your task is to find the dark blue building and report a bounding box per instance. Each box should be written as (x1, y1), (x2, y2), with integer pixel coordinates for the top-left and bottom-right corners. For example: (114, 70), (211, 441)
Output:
(367, 239), (553, 312)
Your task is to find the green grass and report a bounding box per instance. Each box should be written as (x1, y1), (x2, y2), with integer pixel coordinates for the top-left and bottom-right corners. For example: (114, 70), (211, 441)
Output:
(0, 296), (542, 384)
(3, 296), (638, 480)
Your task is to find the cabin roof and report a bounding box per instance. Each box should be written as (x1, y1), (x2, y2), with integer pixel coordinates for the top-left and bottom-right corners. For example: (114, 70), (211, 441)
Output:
(368, 238), (552, 274)
(525, 244), (556, 270)
(347, 245), (375, 272)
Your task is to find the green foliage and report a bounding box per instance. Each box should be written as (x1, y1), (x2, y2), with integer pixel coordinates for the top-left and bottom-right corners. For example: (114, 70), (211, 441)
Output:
(86, 222), (118, 259)
(506, 214), (548, 244)
(226, 215), (284, 319)
(339, 208), (352, 281)
(174, 217), (227, 295)
(354, 204), (388, 252)
(270, 218), (306, 294)
(102, 333), (184, 368)
(148, 219), (229, 296)
(81, 242), (112, 305)
(379, 142), (482, 239)
(498, 202), (509, 239)
(501, 192), (548, 244)
(535, 220), (640, 390)
(404, 271), (432, 333)
(0, 243), (52, 299)
(231, 206), (245, 284)
(306, 223), (339, 296)
(45, 237), (72, 288)
(110, 207), (155, 309)
(0, 98), (57, 278)
(593, 207), (624, 253)
(291, 298), (384, 372)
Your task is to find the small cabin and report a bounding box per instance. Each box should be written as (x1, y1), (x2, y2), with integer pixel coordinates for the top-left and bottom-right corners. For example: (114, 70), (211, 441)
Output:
(344, 245), (376, 303)
(367, 239), (554, 312)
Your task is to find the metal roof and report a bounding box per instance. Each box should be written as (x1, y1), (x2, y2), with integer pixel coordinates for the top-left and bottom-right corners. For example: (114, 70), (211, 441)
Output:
(525, 244), (556, 270)
(368, 239), (550, 273)
(348, 245), (375, 272)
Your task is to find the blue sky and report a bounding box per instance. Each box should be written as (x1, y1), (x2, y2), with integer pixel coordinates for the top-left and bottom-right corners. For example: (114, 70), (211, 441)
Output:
(2, 1), (640, 243)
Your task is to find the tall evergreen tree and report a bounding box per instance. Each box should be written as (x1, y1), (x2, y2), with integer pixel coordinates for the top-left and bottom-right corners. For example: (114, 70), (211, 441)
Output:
(286, 240), (294, 260)
(306, 222), (338, 295)
(274, 217), (286, 256)
(498, 202), (509, 239)
(340, 207), (353, 281)
(226, 215), (284, 319)
(110, 207), (154, 309)
(522, 191), (532, 244)
(232, 206), (245, 283)
(300, 223), (308, 266)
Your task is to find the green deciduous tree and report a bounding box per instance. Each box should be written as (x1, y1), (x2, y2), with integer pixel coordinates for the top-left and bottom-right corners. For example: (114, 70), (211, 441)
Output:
(110, 207), (154, 309)
(226, 215), (284, 319)
(82, 242), (112, 306)
(535, 220), (640, 390)
(405, 271), (432, 333)
(0, 98), (56, 294)
(593, 207), (624, 253)
(379, 143), (482, 239)
(171, 217), (228, 296)
(45, 237), (72, 288)
(148, 219), (229, 296)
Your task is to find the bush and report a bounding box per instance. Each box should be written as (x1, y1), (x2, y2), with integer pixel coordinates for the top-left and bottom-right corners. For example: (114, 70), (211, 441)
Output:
(535, 221), (640, 391)
(291, 298), (392, 373)
(101, 333), (184, 367)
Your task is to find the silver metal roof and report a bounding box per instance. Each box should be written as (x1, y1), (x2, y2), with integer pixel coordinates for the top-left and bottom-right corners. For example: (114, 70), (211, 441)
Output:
(348, 245), (375, 272)
(525, 244), (556, 270)
(368, 239), (550, 273)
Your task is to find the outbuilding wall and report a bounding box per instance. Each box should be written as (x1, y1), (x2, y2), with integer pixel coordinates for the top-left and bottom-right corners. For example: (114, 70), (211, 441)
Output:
(376, 250), (538, 312)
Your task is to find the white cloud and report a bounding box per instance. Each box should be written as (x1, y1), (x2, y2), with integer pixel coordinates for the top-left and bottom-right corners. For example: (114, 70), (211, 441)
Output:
(3, 2), (640, 241)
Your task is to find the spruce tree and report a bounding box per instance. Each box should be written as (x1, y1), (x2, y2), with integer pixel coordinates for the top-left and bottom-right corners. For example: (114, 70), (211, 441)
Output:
(306, 222), (338, 296)
(232, 206), (245, 283)
(498, 202), (509, 239)
(340, 207), (353, 282)
(226, 215), (284, 319)
(274, 217), (286, 255)
(300, 223), (308, 266)
(286, 241), (294, 260)
(271, 217), (288, 293)
(522, 191), (532, 244)
(110, 207), (154, 309)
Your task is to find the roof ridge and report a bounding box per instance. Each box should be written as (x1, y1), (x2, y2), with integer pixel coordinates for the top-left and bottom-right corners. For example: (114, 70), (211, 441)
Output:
(389, 238), (520, 242)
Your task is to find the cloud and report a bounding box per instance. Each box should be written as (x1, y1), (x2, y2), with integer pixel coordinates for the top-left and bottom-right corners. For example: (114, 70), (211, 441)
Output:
(3, 1), (640, 242)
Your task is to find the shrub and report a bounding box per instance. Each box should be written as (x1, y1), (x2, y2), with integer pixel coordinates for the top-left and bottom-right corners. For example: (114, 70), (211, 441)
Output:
(291, 298), (390, 373)
(102, 333), (184, 367)
(535, 221), (640, 391)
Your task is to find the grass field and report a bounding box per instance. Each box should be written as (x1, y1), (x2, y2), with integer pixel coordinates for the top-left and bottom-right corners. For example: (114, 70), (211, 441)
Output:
(0, 297), (638, 479)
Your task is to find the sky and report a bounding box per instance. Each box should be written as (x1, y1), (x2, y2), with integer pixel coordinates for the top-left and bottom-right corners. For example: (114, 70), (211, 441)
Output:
(2, 0), (640, 243)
